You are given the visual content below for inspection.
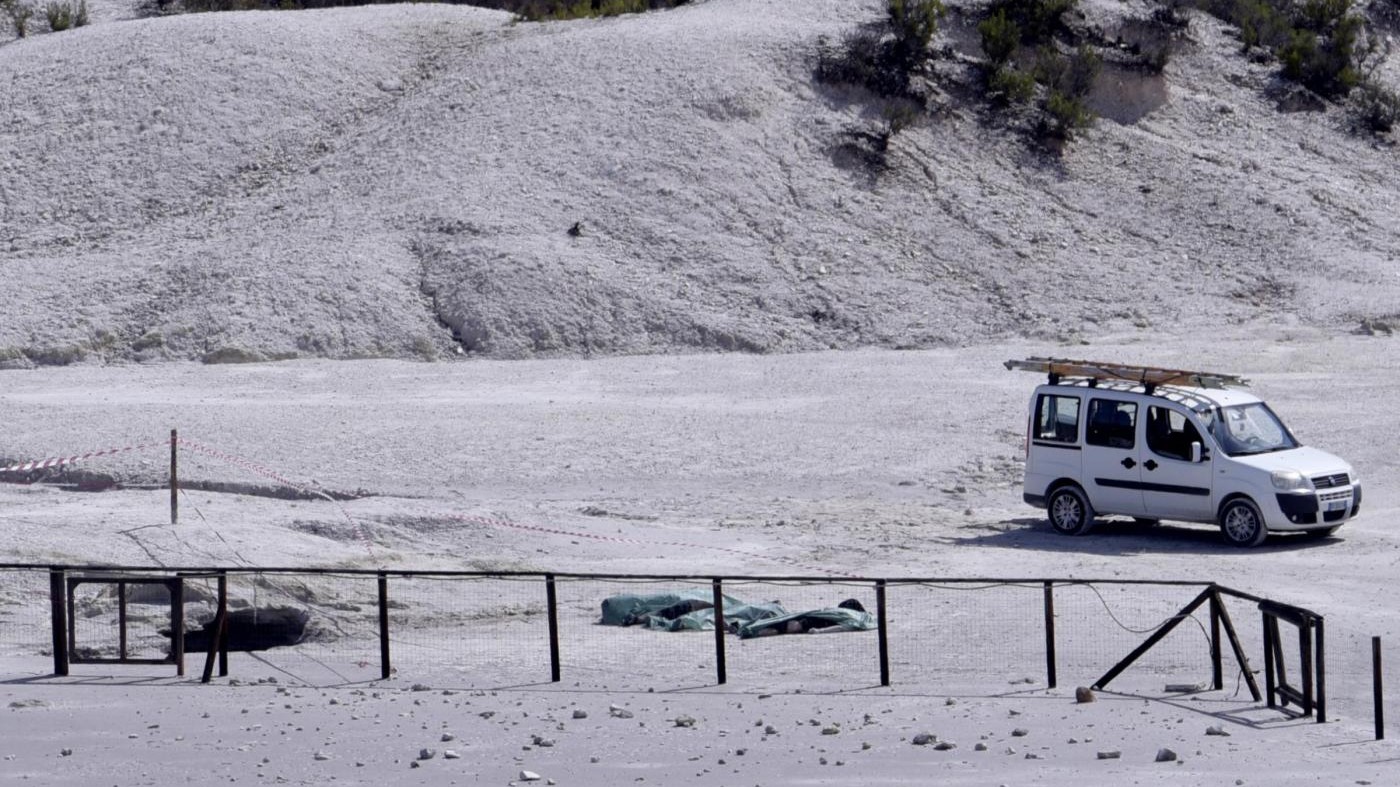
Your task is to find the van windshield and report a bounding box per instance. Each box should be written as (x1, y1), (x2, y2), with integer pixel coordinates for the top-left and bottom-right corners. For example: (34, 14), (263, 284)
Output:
(1203, 403), (1300, 456)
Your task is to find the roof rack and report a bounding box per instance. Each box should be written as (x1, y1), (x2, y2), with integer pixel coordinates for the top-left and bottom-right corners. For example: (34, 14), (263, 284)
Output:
(1004, 357), (1248, 391)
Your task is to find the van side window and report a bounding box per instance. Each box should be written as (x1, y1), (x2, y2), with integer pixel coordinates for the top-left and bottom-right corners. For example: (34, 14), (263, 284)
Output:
(1146, 406), (1203, 461)
(1086, 399), (1137, 449)
(1034, 394), (1081, 443)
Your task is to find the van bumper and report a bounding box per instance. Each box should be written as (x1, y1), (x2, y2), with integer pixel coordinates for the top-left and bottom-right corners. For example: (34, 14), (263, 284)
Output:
(1024, 492), (1046, 508)
(1270, 483), (1361, 530)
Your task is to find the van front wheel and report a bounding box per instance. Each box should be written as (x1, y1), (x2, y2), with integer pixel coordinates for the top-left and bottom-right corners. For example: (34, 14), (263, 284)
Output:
(1220, 498), (1268, 548)
(1048, 486), (1095, 536)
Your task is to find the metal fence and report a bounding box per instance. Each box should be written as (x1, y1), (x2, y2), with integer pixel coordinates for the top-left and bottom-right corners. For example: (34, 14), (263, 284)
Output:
(1, 563), (1370, 729)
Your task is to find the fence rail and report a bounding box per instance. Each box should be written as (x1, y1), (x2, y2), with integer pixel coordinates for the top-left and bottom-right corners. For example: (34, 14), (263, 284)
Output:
(0, 563), (1338, 724)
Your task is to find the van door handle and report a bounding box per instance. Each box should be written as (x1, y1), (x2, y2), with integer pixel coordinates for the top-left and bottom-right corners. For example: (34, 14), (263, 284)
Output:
(1143, 460), (1158, 471)
(1121, 457), (1136, 469)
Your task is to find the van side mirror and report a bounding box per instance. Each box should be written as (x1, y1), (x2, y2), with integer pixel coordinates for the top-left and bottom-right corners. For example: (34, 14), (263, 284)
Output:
(1191, 442), (1205, 463)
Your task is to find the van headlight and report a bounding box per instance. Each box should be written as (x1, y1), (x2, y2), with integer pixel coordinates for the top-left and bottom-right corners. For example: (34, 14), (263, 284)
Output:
(1271, 470), (1309, 491)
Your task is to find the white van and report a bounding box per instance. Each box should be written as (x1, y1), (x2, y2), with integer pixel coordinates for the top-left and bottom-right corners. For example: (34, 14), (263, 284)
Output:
(1007, 358), (1361, 547)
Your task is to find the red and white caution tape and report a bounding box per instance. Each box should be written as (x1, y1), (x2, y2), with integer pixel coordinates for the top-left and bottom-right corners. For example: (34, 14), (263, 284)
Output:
(175, 438), (373, 554)
(0, 439), (170, 474)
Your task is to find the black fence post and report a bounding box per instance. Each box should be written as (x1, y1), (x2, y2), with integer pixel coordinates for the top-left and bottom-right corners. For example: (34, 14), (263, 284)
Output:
(1209, 590), (1223, 691)
(377, 572), (391, 680)
(712, 578), (726, 685)
(49, 569), (68, 677)
(546, 574), (561, 683)
(876, 580), (889, 687)
(118, 580), (129, 660)
(217, 572), (228, 677)
(1315, 616), (1326, 723)
(173, 577), (185, 677)
(1043, 581), (1057, 689)
(1374, 636), (1385, 741)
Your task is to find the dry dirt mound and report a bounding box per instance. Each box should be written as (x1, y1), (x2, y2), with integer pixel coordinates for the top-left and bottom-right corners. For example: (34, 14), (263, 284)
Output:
(1, 0), (1397, 366)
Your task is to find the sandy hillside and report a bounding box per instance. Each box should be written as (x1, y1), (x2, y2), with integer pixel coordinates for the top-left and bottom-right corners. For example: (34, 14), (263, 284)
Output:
(2, 0), (1398, 366)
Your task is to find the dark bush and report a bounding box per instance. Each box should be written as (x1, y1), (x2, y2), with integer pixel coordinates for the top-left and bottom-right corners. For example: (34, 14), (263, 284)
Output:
(992, 0), (1077, 45)
(979, 8), (1021, 66)
(987, 64), (1036, 104)
(1040, 89), (1094, 138)
(887, 0), (946, 68)
(1349, 80), (1400, 132)
(1277, 13), (1362, 96)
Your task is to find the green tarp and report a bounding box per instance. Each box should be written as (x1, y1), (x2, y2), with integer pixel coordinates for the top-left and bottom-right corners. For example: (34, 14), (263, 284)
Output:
(600, 590), (874, 636)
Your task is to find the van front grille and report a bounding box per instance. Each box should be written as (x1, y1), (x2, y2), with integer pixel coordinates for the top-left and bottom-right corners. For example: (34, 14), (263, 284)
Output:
(1312, 473), (1350, 489)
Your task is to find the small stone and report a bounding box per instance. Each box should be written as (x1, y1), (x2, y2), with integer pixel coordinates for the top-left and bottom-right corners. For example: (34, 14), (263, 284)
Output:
(444, 750), (460, 760)
(418, 748), (436, 761)
(821, 726), (839, 736)
(1011, 728), (1029, 737)
(60, 748), (73, 757)
(934, 741), (956, 751)
(974, 742), (988, 751)
(410, 761), (420, 769)
(441, 733), (455, 742)
(411, 684), (431, 692)
(764, 725), (777, 735)
(573, 710), (588, 719)
(912, 733), (936, 746)
(313, 752), (329, 761)
(610, 706), (634, 720)
(944, 698), (957, 706)
(675, 716), (696, 728)
(1156, 748), (1178, 762)
(1206, 725), (1231, 737)
(1024, 753), (1041, 759)
(519, 770), (542, 782)
(1097, 751), (1122, 760)
(590, 756), (600, 763)
(1075, 687), (1096, 703)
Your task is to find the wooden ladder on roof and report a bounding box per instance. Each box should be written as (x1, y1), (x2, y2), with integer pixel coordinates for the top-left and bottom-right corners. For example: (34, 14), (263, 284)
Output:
(1004, 357), (1248, 389)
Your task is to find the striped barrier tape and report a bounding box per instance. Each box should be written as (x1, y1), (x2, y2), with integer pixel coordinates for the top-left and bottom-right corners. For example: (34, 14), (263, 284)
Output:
(174, 438), (373, 554)
(0, 439), (170, 474)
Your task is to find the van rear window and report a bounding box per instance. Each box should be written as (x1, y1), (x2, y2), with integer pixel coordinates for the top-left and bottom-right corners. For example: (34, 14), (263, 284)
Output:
(1086, 399), (1138, 449)
(1034, 394), (1081, 443)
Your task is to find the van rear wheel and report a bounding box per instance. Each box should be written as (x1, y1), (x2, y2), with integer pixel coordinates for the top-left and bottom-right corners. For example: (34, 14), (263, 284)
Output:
(1048, 486), (1095, 536)
(1220, 498), (1267, 548)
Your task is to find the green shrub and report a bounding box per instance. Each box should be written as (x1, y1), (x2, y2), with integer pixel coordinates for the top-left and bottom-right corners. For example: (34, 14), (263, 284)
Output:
(1349, 80), (1400, 132)
(979, 9), (1021, 67)
(1231, 0), (1292, 51)
(44, 0), (71, 30)
(1041, 89), (1094, 139)
(987, 64), (1036, 104)
(1277, 17), (1361, 96)
(993, 0), (1077, 45)
(887, 0), (946, 68)
(5, 0), (35, 36)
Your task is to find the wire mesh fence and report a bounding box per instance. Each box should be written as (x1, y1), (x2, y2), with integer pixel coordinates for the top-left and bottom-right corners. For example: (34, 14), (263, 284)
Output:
(2, 563), (1378, 733)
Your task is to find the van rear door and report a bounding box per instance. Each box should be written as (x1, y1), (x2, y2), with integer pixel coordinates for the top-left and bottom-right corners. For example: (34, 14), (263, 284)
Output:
(1083, 397), (1146, 516)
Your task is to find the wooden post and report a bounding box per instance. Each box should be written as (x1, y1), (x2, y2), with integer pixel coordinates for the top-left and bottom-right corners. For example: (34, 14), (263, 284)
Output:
(1374, 636), (1385, 741)
(49, 569), (68, 677)
(546, 574), (561, 683)
(377, 572), (391, 680)
(1043, 581), (1057, 689)
(170, 429), (178, 525)
(876, 580), (889, 687)
(711, 579), (726, 686)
